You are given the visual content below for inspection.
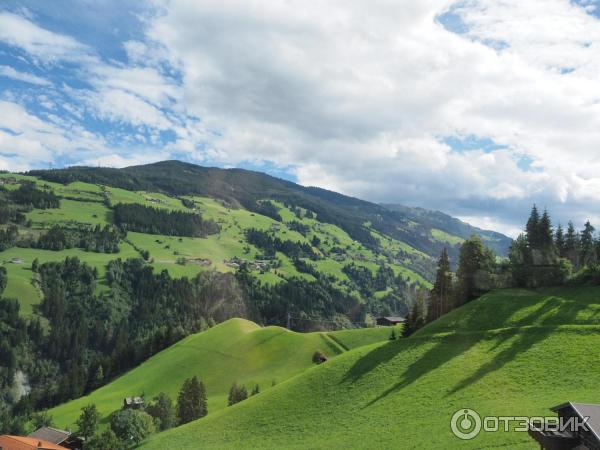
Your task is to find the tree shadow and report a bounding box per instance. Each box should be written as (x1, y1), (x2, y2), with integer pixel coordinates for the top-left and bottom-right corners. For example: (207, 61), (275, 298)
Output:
(445, 296), (582, 396)
(352, 292), (586, 407)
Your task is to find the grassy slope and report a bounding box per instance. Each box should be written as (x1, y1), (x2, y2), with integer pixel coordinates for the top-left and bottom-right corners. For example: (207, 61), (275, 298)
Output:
(1, 176), (431, 317)
(142, 287), (600, 449)
(49, 319), (392, 430)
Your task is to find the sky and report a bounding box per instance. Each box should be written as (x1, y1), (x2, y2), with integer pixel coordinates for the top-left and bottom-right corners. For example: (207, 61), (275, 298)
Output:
(1, 0), (600, 237)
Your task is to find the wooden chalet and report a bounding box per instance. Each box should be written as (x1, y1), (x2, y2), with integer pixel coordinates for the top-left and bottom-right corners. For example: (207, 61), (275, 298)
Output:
(123, 396), (145, 409)
(528, 402), (600, 450)
(376, 316), (405, 326)
(28, 427), (82, 450)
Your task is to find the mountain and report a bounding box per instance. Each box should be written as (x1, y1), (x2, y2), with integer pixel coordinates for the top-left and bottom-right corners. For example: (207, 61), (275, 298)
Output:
(29, 160), (512, 267)
(382, 203), (512, 258)
(140, 286), (600, 449)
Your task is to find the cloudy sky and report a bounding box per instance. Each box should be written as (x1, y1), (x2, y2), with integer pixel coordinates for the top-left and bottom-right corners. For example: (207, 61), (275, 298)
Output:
(1, 0), (600, 236)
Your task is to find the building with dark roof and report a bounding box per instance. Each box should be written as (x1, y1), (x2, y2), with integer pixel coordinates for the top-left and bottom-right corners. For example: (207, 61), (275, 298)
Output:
(528, 402), (600, 450)
(28, 427), (82, 450)
(376, 316), (405, 326)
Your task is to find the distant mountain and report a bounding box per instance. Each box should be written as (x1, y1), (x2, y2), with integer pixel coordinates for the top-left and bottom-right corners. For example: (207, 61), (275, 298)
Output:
(29, 160), (511, 274)
(382, 204), (512, 258)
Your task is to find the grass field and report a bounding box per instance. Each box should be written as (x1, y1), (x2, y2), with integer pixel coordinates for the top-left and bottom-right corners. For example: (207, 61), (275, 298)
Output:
(48, 319), (392, 430)
(141, 286), (600, 449)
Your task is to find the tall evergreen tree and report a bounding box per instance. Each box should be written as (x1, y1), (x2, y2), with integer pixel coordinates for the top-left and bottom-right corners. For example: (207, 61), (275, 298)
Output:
(555, 224), (566, 257)
(565, 221), (580, 267)
(428, 248), (453, 321)
(177, 376), (208, 424)
(580, 221), (596, 267)
(538, 209), (554, 249)
(526, 205), (541, 249)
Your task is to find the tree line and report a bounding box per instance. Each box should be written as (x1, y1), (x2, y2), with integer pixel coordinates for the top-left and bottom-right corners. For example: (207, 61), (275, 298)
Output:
(113, 203), (220, 237)
(405, 205), (600, 335)
(245, 228), (319, 259)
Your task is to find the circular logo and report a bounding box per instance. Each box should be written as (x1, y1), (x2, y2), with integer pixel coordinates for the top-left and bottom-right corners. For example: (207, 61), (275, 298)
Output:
(451, 408), (482, 440)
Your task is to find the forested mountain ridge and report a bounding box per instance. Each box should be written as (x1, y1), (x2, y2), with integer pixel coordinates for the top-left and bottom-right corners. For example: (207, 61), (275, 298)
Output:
(29, 160), (511, 265)
(382, 203), (512, 259)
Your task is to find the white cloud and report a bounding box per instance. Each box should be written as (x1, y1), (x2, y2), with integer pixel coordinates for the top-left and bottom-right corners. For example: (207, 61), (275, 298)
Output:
(3, 2), (600, 234)
(141, 0), (600, 231)
(0, 65), (50, 85)
(0, 11), (92, 63)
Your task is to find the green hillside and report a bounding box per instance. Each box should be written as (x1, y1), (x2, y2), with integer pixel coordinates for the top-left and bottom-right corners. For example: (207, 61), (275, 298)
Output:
(0, 170), (432, 323)
(141, 287), (600, 449)
(48, 318), (393, 430)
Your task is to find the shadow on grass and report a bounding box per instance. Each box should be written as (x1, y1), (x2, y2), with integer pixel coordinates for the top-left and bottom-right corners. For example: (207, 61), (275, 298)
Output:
(348, 293), (587, 407)
(445, 296), (581, 396)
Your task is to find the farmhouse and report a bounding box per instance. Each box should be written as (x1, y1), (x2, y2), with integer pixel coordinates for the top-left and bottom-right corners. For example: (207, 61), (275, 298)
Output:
(376, 316), (405, 326)
(0, 435), (68, 450)
(124, 396), (145, 409)
(528, 402), (600, 450)
(28, 427), (82, 450)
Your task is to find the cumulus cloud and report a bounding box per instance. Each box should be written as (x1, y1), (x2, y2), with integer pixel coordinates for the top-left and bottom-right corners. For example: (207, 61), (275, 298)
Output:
(2, 1), (600, 235)
(141, 0), (600, 234)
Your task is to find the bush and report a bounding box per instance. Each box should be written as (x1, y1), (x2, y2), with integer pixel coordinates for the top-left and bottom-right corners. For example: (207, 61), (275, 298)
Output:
(110, 409), (155, 446)
(312, 351), (327, 364)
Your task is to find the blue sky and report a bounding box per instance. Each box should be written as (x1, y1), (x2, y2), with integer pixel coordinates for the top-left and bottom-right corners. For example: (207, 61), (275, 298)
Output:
(2, 0), (600, 236)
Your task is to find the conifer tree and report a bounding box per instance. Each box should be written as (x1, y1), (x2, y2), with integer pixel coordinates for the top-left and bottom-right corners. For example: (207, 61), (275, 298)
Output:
(565, 221), (580, 267)
(526, 205), (541, 249)
(428, 248), (453, 321)
(177, 376), (207, 424)
(555, 224), (566, 257)
(228, 382), (248, 406)
(539, 209), (554, 249)
(580, 221), (596, 267)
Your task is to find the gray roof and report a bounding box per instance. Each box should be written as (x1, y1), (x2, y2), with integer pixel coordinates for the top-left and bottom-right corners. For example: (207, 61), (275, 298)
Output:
(381, 316), (405, 322)
(552, 402), (600, 442)
(29, 426), (71, 444)
(124, 396), (144, 404)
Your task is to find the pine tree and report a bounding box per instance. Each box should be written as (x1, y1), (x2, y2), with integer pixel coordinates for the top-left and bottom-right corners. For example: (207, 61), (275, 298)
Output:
(555, 224), (566, 257)
(251, 384), (260, 396)
(526, 205), (541, 249)
(565, 221), (580, 267)
(228, 382), (248, 406)
(538, 209), (554, 249)
(177, 376), (207, 424)
(428, 248), (453, 321)
(580, 221), (596, 267)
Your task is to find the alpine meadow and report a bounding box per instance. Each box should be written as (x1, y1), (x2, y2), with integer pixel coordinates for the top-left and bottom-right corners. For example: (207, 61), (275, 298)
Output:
(2, 2), (600, 450)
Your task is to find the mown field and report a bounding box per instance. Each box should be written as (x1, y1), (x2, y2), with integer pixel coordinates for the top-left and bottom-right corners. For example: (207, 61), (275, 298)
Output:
(48, 318), (394, 430)
(140, 287), (600, 449)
